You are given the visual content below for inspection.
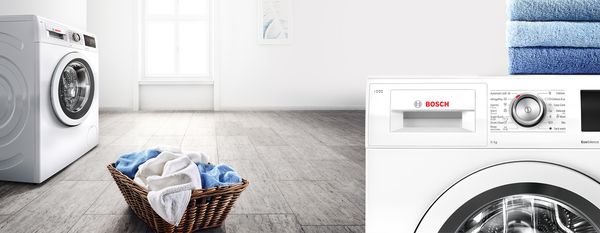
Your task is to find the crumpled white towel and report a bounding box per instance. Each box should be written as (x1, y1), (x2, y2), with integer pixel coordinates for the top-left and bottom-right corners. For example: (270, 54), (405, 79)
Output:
(183, 151), (209, 164)
(133, 151), (205, 226)
(152, 145), (210, 164)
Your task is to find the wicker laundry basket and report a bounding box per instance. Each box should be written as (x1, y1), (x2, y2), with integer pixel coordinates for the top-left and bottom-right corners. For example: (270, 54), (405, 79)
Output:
(107, 164), (249, 233)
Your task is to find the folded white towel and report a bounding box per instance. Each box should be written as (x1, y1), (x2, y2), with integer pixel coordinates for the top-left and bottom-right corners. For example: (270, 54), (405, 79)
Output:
(134, 151), (202, 226)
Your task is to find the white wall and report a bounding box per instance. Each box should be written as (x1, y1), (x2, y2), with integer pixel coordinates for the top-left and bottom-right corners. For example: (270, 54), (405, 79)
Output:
(0, 0), (87, 29)
(216, 0), (508, 110)
(88, 0), (214, 111)
(88, 0), (508, 111)
(87, 0), (137, 111)
(139, 85), (214, 110)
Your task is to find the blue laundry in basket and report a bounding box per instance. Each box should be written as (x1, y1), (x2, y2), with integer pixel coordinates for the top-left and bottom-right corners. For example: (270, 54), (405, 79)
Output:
(509, 47), (600, 74)
(507, 21), (600, 48)
(115, 149), (162, 178)
(508, 0), (600, 21)
(197, 163), (242, 189)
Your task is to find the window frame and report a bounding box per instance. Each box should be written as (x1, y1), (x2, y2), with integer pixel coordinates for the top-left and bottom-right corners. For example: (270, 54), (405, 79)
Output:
(141, 0), (212, 81)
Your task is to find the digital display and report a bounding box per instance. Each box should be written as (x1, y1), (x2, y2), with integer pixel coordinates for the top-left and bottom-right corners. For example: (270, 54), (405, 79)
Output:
(84, 35), (96, 48)
(581, 90), (600, 132)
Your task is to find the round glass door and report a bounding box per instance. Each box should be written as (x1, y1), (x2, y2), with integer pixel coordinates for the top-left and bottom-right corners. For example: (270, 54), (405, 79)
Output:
(414, 162), (600, 233)
(458, 194), (597, 233)
(51, 53), (95, 126)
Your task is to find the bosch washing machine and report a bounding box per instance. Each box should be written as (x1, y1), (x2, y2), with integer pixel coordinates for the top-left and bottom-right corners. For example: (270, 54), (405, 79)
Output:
(366, 76), (600, 232)
(0, 15), (99, 183)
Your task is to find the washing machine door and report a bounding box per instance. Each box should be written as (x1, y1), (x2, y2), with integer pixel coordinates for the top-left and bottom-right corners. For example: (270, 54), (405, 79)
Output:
(416, 161), (600, 233)
(51, 52), (95, 126)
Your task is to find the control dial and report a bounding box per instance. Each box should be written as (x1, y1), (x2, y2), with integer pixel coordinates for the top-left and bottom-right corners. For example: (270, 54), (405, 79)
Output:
(510, 94), (546, 127)
(72, 33), (81, 42)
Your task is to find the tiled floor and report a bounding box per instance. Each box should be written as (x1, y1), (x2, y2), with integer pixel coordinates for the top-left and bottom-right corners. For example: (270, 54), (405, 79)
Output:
(0, 111), (365, 233)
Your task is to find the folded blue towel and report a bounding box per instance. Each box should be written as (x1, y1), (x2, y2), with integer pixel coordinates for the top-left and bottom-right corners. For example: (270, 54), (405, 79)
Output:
(115, 149), (162, 178)
(508, 21), (600, 48)
(509, 47), (600, 74)
(508, 0), (600, 21)
(197, 163), (242, 189)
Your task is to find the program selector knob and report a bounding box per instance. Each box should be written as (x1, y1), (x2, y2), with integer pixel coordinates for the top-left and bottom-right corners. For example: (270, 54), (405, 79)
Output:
(510, 94), (546, 127)
(72, 33), (81, 42)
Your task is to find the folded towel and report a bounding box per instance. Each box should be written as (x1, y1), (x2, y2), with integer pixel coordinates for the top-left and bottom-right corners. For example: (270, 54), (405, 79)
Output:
(134, 151), (202, 226)
(508, 21), (600, 48)
(508, 0), (600, 21)
(115, 146), (209, 178)
(509, 47), (600, 74)
(198, 163), (242, 189)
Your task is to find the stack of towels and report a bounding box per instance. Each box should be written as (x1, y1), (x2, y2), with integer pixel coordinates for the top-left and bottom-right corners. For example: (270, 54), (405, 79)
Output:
(507, 0), (600, 74)
(115, 146), (242, 226)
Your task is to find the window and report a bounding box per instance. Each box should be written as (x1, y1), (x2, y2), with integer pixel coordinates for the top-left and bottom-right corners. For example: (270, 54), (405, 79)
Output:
(143, 0), (210, 79)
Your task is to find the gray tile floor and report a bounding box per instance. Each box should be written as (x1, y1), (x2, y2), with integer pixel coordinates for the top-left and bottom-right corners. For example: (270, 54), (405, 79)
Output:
(0, 111), (365, 233)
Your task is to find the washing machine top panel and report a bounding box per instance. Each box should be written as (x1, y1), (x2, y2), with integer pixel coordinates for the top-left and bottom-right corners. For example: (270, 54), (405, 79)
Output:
(0, 15), (40, 22)
(366, 76), (600, 149)
(0, 15), (97, 51)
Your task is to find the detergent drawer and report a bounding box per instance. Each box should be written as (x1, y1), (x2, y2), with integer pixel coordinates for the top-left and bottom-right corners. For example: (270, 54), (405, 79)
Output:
(367, 83), (487, 148)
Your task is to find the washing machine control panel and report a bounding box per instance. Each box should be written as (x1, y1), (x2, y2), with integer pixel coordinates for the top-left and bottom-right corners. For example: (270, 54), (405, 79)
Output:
(489, 90), (566, 133)
(367, 76), (600, 149)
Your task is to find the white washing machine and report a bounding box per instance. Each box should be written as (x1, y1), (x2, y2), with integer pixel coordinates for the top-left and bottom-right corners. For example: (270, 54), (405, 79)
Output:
(0, 15), (99, 183)
(366, 76), (600, 232)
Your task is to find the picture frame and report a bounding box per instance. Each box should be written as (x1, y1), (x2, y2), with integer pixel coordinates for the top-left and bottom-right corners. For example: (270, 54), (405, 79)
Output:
(258, 0), (292, 44)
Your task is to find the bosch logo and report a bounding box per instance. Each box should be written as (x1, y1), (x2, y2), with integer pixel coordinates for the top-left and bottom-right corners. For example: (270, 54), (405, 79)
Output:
(414, 100), (422, 108)
(425, 101), (450, 108)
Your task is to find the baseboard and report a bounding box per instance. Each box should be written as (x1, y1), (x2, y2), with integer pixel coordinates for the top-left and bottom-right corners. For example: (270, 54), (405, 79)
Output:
(99, 107), (134, 112)
(217, 105), (366, 111)
(138, 107), (214, 111)
(101, 105), (366, 112)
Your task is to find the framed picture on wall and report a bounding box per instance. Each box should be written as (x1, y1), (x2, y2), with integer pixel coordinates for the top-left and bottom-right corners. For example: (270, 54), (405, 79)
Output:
(258, 0), (292, 44)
